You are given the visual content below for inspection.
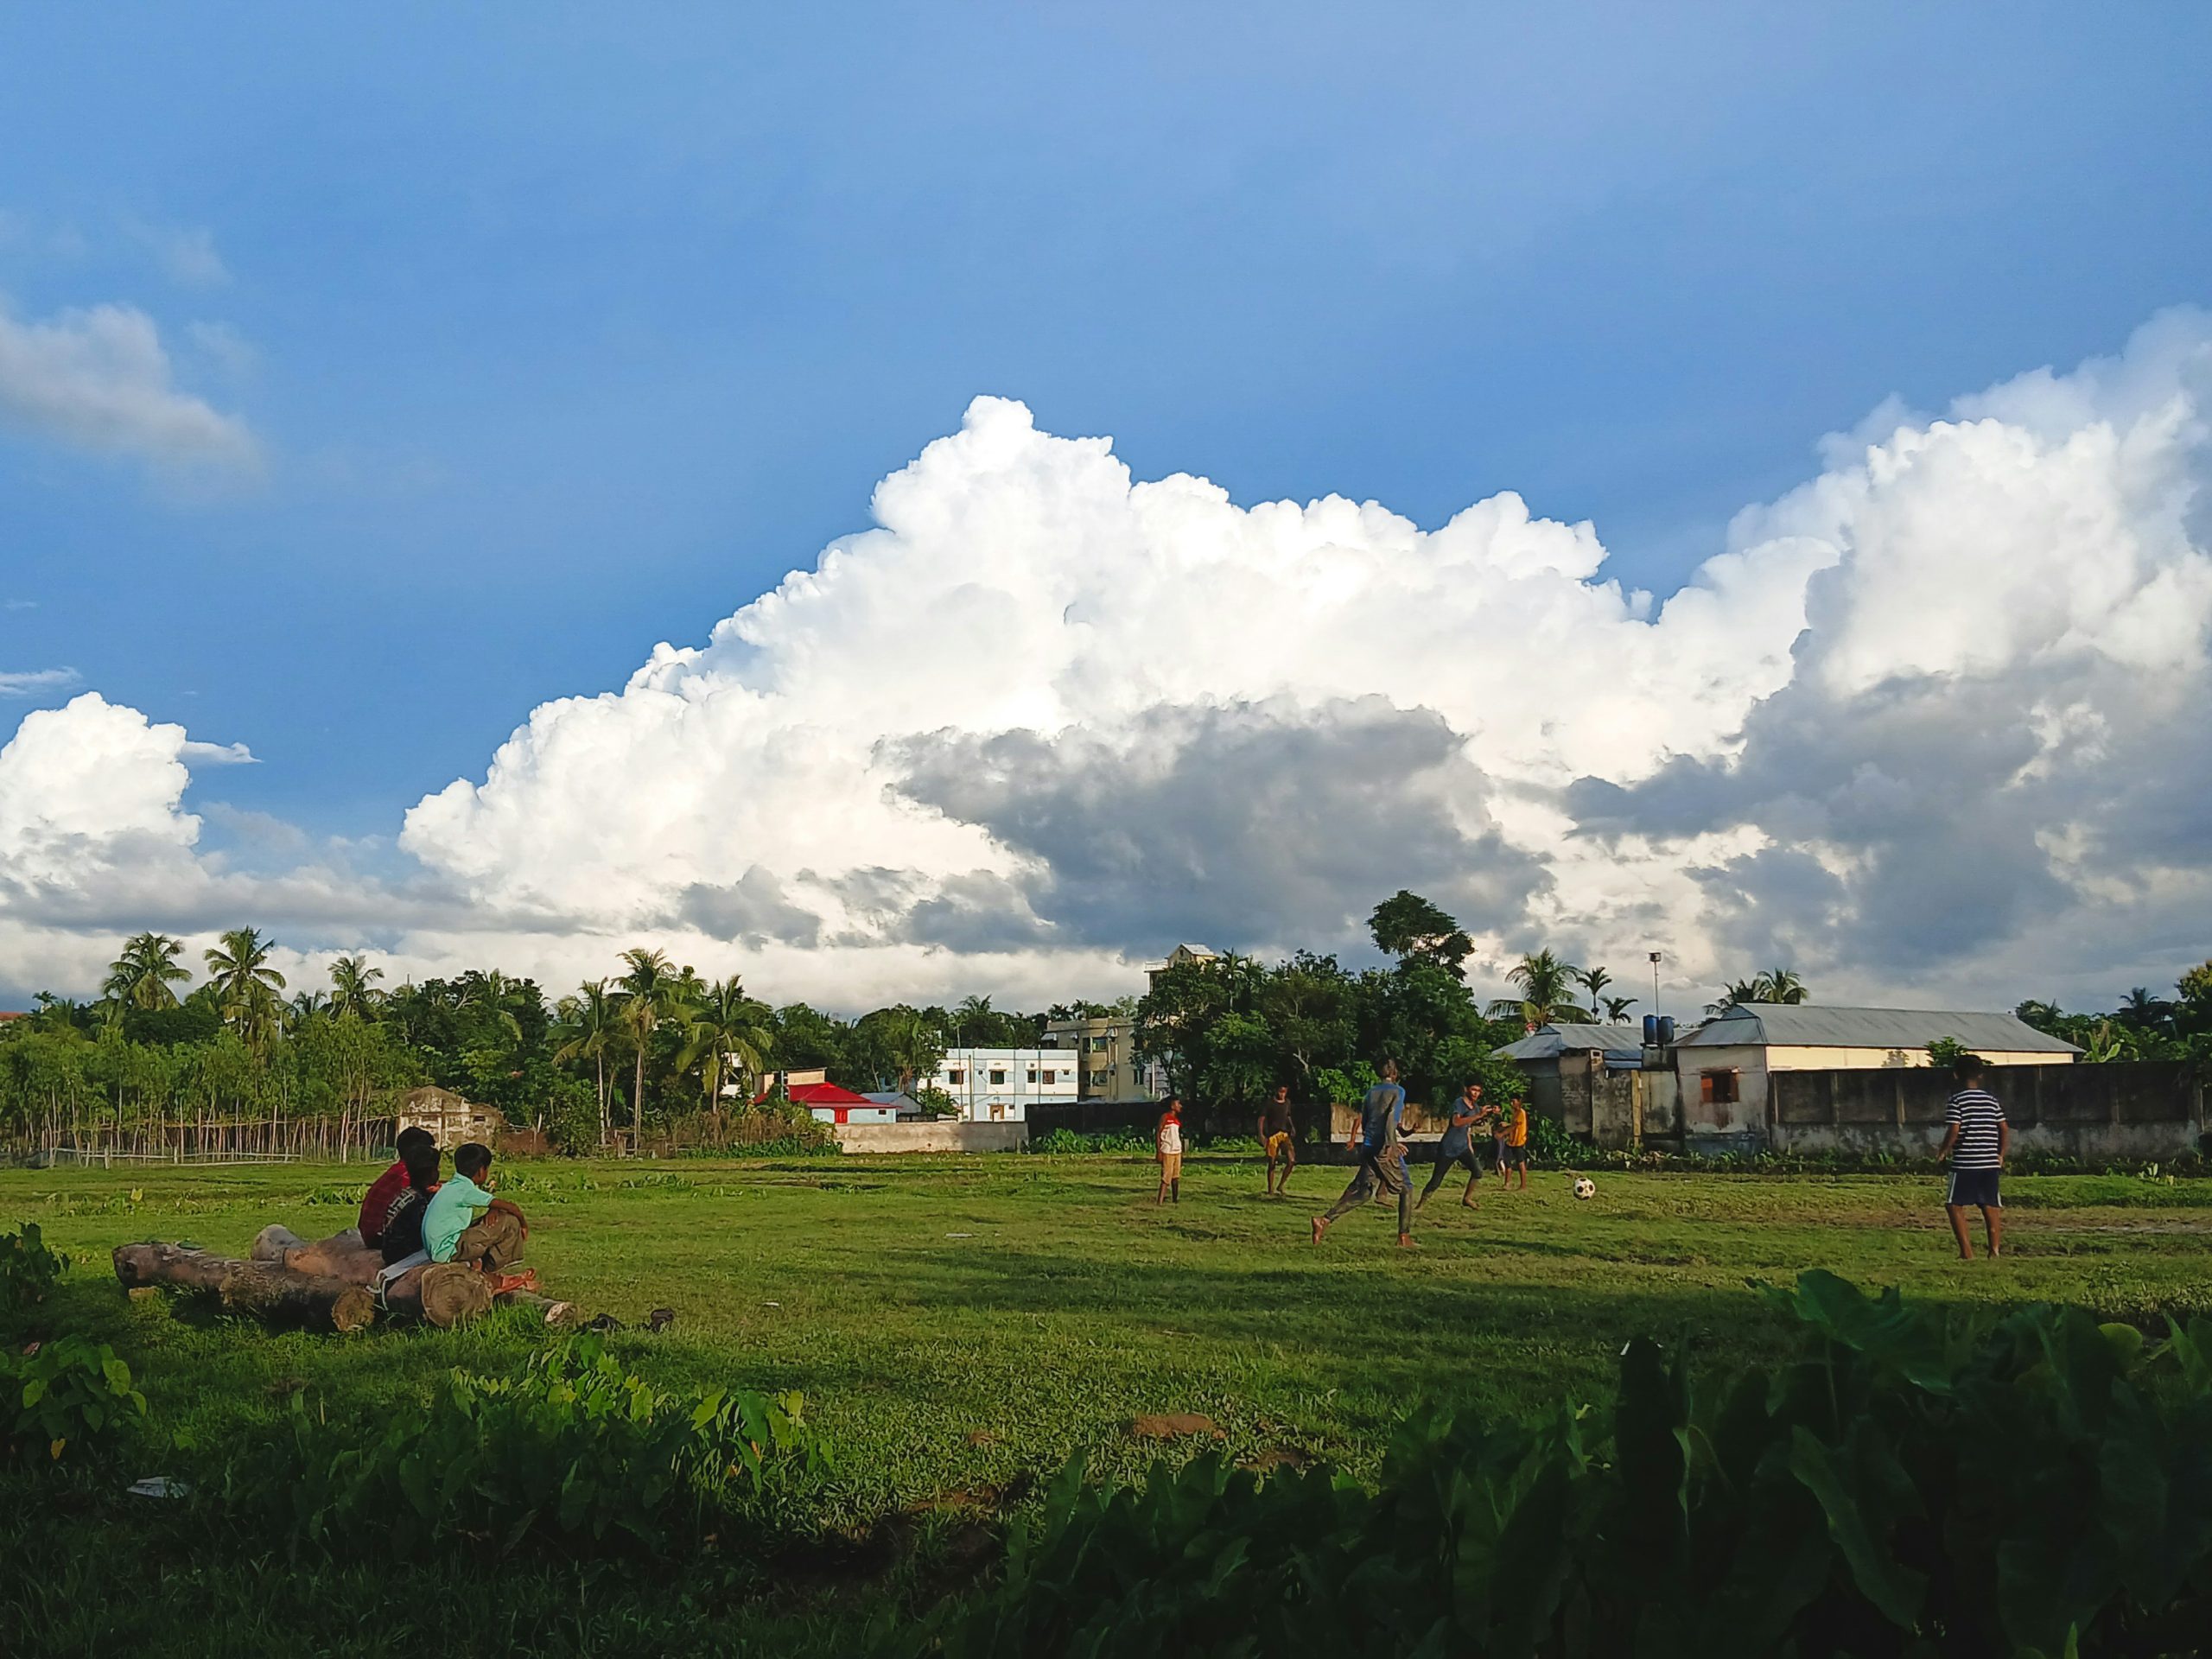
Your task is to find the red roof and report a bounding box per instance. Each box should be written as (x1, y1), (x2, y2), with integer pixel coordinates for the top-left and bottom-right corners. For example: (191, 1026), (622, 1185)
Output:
(754, 1080), (875, 1107)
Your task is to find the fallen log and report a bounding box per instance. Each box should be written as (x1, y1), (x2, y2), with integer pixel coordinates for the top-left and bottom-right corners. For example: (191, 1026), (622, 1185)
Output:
(251, 1224), (384, 1284)
(113, 1243), (376, 1334)
(378, 1262), (494, 1327)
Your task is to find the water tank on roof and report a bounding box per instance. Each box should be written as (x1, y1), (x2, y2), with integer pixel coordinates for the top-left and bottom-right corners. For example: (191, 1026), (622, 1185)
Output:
(1658, 1015), (1677, 1047)
(1643, 1014), (1661, 1046)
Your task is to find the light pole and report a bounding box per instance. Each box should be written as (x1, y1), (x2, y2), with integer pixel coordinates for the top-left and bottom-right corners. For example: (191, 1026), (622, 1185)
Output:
(1649, 951), (1662, 1024)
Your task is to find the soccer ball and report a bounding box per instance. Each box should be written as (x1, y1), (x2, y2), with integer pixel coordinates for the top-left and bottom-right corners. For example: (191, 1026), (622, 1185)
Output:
(1572, 1177), (1596, 1201)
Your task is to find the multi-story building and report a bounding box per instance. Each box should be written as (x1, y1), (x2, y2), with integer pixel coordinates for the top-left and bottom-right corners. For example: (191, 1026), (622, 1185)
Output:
(1042, 1017), (1166, 1103)
(932, 1048), (1080, 1122)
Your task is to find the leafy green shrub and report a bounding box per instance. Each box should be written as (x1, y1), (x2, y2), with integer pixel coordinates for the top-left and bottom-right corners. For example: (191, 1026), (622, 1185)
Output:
(232, 1333), (830, 1559)
(2, 1335), (147, 1464)
(0, 1222), (67, 1323)
(1025, 1128), (1153, 1155)
(884, 1272), (2212, 1657)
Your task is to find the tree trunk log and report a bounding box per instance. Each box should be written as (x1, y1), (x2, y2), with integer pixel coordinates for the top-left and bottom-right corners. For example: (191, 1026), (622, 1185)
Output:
(497, 1288), (578, 1325)
(380, 1262), (494, 1328)
(221, 1263), (377, 1333)
(251, 1224), (385, 1284)
(114, 1242), (377, 1333)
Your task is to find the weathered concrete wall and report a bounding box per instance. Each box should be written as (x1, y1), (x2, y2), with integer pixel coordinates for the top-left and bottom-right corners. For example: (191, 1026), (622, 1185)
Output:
(1763, 1060), (2202, 1160)
(834, 1122), (1027, 1154)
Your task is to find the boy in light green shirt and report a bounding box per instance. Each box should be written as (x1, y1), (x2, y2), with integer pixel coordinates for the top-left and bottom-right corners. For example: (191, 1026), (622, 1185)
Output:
(422, 1142), (531, 1283)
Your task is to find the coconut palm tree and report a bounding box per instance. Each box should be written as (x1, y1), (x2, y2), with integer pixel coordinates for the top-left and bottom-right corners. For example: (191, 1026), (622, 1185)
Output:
(613, 947), (686, 1144)
(102, 932), (192, 1012)
(458, 969), (526, 1043)
(952, 995), (994, 1046)
(289, 988), (330, 1021)
(1486, 950), (1585, 1029)
(1601, 994), (1639, 1023)
(677, 976), (773, 1112)
(327, 955), (385, 1020)
(204, 928), (288, 1046)
(1762, 967), (1809, 1006)
(554, 979), (619, 1146)
(1575, 965), (1616, 1020)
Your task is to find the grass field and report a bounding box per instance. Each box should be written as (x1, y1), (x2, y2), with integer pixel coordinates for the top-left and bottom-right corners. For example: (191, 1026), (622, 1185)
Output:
(9, 1150), (2212, 1655)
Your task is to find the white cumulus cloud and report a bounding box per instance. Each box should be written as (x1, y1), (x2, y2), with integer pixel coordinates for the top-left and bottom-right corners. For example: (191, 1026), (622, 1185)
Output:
(0, 296), (258, 472)
(8, 312), (2212, 1014)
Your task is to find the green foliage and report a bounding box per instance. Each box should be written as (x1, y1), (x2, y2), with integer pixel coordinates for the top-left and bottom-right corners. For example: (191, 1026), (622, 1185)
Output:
(2, 1335), (146, 1464)
(1368, 888), (1475, 977)
(0, 1222), (68, 1322)
(884, 1272), (2212, 1657)
(232, 1332), (830, 1560)
(1926, 1035), (1973, 1067)
(1026, 1128), (1155, 1154)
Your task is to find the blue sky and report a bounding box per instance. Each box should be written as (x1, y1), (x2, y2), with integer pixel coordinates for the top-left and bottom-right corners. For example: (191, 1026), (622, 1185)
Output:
(5, 6), (2212, 1010)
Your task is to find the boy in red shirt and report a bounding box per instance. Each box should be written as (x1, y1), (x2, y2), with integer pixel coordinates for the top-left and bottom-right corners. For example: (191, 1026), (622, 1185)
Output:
(358, 1126), (437, 1250)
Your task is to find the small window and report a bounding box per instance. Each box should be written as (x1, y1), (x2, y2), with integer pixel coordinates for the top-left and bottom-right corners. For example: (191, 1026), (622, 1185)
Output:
(947, 1069), (964, 1086)
(989, 1068), (1007, 1085)
(1700, 1070), (1739, 1105)
(1027, 1069), (1039, 1083)
(1042, 1070), (1056, 1084)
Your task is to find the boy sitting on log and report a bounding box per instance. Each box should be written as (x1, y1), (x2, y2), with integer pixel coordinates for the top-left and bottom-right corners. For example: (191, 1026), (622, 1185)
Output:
(423, 1142), (535, 1292)
(359, 1126), (437, 1253)
(376, 1140), (443, 1265)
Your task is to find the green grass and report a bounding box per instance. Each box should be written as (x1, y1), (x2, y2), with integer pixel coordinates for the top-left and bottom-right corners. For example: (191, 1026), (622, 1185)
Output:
(8, 1152), (2212, 1655)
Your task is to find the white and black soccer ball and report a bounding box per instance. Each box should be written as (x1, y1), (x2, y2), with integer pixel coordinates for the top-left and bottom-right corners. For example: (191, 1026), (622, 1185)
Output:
(1572, 1176), (1597, 1201)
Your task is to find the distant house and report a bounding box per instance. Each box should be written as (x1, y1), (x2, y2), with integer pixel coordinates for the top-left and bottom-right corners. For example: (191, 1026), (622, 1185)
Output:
(1042, 1016), (1166, 1103)
(1675, 1003), (2079, 1137)
(752, 1071), (902, 1124)
(1144, 943), (1218, 994)
(933, 1048), (1079, 1122)
(393, 1085), (504, 1148)
(1493, 1023), (1646, 1120)
(863, 1090), (923, 1116)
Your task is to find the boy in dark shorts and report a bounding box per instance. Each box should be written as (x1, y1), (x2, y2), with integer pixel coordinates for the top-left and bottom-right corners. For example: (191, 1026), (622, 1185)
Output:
(1937, 1057), (2008, 1259)
(1313, 1059), (1414, 1249)
(1500, 1100), (1530, 1190)
(1419, 1080), (1497, 1209)
(1259, 1084), (1297, 1196)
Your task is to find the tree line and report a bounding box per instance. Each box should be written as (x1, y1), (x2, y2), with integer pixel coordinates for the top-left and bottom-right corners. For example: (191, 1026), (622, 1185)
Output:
(0, 929), (1100, 1151)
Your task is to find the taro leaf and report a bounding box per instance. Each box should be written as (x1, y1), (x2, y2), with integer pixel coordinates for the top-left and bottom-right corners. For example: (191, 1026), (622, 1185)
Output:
(1787, 1427), (1926, 1630)
(1615, 1337), (1689, 1583)
(1490, 1455), (1573, 1657)
(1777, 1271), (1959, 1394)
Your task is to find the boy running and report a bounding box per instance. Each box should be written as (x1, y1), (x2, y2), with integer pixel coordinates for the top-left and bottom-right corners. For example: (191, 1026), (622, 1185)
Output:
(1419, 1080), (1497, 1209)
(1155, 1097), (1185, 1205)
(1313, 1059), (1414, 1249)
(1259, 1084), (1297, 1196)
(1937, 1058), (2008, 1259)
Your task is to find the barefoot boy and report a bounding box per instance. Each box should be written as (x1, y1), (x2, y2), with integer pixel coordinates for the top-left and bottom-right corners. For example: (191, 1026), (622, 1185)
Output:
(1259, 1084), (1297, 1196)
(1937, 1057), (2008, 1260)
(1155, 1096), (1185, 1205)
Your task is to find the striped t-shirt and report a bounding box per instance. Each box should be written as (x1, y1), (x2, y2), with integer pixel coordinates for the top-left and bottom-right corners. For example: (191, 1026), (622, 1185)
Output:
(1945, 1089), (2006, 1170)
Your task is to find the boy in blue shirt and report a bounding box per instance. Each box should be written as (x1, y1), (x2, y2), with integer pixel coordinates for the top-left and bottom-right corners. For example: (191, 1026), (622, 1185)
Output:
(1312, 1059), (1414, 1249)
(422, 1141), (533, 1287)
(1419, 1079), (1497, 1210)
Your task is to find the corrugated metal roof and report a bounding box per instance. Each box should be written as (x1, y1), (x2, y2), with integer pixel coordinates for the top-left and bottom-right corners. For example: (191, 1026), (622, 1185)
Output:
(1678, 1003), (2079, 1053)
(1493, 1022), (1646, 1061)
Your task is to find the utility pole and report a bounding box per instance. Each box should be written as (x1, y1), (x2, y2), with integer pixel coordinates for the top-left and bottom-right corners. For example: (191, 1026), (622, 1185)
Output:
(1649, 951), (1663, 1022)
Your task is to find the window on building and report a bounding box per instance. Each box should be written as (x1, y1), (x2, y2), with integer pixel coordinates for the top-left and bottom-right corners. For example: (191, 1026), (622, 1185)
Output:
(1700, 1070), (1739, 1105)
(947, 1070), (964, 1086)
(989, 1068), (1007, 1086)
(1042, 1070), (1056, 1084)
(1027, 1068), (1039, 1083)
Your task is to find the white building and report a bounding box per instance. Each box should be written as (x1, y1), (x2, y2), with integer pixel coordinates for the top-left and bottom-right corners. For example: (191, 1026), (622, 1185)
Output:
(933, 1047), (1079, 1123)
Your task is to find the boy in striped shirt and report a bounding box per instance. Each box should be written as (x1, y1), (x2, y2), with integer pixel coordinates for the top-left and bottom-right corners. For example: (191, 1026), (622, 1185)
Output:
(1937, 1057), (2009, 1260)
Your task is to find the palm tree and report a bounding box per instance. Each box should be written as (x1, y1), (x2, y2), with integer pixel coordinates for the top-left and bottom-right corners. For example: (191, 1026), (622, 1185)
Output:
(1487, 950), (1586, 1029)
(1763, 967), (1809, 1005)
(102, 932), (191, 1012)
(1600, 994), (1639, 1022)
(2118, 988), (2171, 1031)
(204, 928), (288, 1046)
(952, 995), (994, 1046)
(1575, 965), (1616, 1020)
(327, 955), (385, 1020)
(554, 980), (619, 1147)
(613, 947), (686, 1145)
(289, 988), (329, 1021)
(459, 969), (526, 1043)
(677, 976), (773, 1112)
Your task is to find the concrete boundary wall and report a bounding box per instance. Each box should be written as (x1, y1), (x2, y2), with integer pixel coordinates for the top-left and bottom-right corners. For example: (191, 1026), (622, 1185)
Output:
(834, 1122), (1027, 1154)
(1761, 1059), (2202, 1160)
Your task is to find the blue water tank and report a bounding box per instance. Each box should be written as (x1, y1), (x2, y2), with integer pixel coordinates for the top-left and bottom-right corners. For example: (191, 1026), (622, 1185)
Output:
(1658, 1015), (1677, 1047)
(1643, 1014), (1661, 1046)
